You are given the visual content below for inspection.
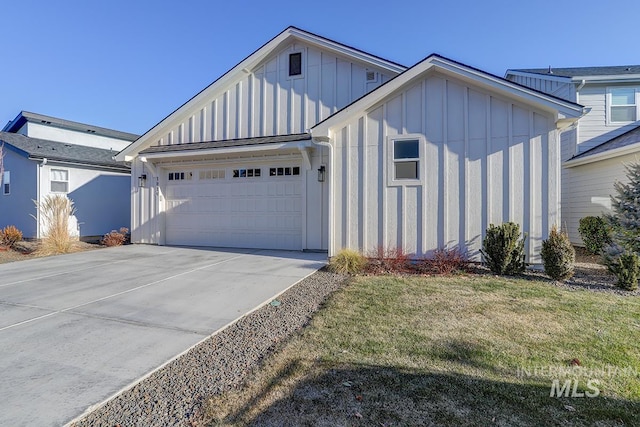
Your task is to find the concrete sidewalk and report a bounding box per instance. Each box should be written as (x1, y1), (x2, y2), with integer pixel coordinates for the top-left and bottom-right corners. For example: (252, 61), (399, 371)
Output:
(0, 245), (326, 426)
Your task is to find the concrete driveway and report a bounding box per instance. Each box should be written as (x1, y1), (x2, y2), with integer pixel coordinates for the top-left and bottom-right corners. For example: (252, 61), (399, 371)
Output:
(0, 245), (326, 426)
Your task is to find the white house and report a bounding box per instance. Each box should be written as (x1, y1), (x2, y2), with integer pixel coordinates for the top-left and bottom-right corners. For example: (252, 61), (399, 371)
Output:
(1, 111), (138, 239)
(505, 66), (640, 244)
(117, 27), (584, 261)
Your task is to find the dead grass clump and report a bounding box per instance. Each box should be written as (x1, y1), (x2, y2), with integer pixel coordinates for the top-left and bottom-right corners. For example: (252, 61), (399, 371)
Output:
(1, 225), (23, 249)
(328, 248), (366, 274)
(34, 194), (77, 255)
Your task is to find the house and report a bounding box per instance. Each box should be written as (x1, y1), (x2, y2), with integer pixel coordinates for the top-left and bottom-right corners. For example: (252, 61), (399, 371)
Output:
(1, 111), (138, 239)
(116, 27), (584, 261)
(505, 66), (640, 244)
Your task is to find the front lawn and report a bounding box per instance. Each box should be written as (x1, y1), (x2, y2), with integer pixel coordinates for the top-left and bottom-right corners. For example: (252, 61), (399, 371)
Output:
(202, 275), (640, 426)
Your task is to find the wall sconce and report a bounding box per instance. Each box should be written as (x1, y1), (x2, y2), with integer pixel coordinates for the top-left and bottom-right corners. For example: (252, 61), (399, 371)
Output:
(138, 174), (147, 188)
(317, 165), (326, 182)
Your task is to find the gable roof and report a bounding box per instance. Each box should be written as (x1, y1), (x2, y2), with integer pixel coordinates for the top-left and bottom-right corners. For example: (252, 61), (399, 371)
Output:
(0, 132), (130, 171)
(3, 111), (139, 142)
(565, 125), (640, 167)
(506, 65), (640, 82)
(116, 27), (407, 161)
(312, 54), (586, 138)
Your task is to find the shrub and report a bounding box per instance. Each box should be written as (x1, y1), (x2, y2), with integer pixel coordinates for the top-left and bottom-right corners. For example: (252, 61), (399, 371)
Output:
(424, 247), (468, 275)
(1, 225), (22, 248)
(102, 227), (129, 247)
(34, 194), (77, 254)
(366, 245), (411, 273)
(608, 252), (639, 291)
(578, 216), (611, 254)
(480, 222), (528, 275)
(540, 226), (575, 281)
(329, 249), (366, 275)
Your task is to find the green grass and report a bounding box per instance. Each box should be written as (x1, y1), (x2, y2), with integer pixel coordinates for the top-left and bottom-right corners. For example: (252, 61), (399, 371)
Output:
(202, 275), (640, 426)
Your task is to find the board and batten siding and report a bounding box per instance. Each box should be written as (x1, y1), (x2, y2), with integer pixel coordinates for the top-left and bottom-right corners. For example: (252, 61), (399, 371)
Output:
(329, 73), (559, 262)
(152, 42), (394, 147)
(565, 153), (639, 245)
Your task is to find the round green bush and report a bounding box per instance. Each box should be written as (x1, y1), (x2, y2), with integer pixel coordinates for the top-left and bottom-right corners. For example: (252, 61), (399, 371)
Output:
(540, 226), (575, 281)
(578, 216), (610, 254)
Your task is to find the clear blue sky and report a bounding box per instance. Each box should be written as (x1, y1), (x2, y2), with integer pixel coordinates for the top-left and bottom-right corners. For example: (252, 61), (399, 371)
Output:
(2, 0), (639, 136)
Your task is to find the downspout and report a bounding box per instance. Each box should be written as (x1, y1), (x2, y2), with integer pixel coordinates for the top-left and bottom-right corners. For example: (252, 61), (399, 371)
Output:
(36, 157), (47, 238)
(311, 136), (334, 257)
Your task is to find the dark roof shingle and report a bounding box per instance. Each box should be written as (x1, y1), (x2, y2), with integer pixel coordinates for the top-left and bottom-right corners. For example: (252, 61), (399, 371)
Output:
(570, 125), (640, 161)
(139, 133), (311, 154)
(0, 132), (130, 171)
(510, 65), (640, 78)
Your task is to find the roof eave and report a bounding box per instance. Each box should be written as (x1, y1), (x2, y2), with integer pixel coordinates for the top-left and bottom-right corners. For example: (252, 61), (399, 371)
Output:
(565, 142), (640, 168)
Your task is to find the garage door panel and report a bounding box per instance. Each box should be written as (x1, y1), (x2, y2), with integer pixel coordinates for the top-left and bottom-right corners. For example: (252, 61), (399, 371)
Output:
(164, 165), (302, 250)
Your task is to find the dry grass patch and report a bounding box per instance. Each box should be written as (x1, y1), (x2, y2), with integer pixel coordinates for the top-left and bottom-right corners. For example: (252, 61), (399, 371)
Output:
(200, 275), (640, 426)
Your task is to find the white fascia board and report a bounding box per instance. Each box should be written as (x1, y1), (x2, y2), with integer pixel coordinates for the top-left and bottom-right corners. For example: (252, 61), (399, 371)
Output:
(117, 28), (406, 161)
(571, 75), (640, 83)
(564, 142), (640, 168)
(504, 69), (572, 84)
(140, 140), (313, 161)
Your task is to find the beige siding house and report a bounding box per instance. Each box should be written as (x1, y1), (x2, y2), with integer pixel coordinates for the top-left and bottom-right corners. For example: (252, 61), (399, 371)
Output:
(117, 27), (584, 261)
(506, 66), (640, 244)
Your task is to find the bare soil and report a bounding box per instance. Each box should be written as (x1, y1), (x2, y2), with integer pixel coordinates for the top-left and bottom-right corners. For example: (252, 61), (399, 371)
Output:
(0, 240), (102, 264)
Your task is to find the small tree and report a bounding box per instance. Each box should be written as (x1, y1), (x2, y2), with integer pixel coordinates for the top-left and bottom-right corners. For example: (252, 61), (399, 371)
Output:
(480, 222), (528, 275)
(541, 226), (575, 281)
(605, 162), (640, 254)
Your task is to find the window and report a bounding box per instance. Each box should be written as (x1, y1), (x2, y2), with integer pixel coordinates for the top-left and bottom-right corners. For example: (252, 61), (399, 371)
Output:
(269, 166), (300, 177)
(199, 169), (225, 180)
(232, 168), (261, 178)
(2, 171), (9, 195)
(393, 139), (419, 180)
(168, 171), (192, 181)
(609, 87), (638, 123)
(289, 52), (302, 77)
(50, 169), (69, 193)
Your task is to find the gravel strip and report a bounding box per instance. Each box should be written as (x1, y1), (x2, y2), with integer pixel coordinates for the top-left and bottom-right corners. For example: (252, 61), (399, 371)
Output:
(71, 269), (347, 427)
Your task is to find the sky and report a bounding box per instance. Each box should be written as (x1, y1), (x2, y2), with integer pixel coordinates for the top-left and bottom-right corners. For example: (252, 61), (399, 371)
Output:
(1, 0), (639, 136)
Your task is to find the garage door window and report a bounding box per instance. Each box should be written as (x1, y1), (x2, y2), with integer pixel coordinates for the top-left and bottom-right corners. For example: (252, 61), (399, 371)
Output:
(233, 168), (261, 178)
(199, 169), (225, 180)
(269, 166), (300, 176)
(169, 172), (192, 181)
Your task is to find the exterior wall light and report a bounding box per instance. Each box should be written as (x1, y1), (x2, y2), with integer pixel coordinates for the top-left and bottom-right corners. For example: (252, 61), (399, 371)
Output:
(138, 174), (147, 188)
(317, 165), (326, 182)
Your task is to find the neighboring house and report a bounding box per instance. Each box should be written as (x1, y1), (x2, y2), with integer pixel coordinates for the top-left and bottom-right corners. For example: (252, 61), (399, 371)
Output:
(505, 66), (640, 244)
(0, 111), (138, 239)
(116, 26), (584, 262)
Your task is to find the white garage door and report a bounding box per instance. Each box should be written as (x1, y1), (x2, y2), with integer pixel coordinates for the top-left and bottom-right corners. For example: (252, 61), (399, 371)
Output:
(164, 164), (303, 250)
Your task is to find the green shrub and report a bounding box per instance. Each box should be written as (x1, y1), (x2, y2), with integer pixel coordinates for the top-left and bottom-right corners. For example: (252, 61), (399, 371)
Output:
(609, 252), (639, 291)
(578, 216), (611, 254)
(540, 226), (575, 281)
(480, 222), (528, 275)
(1, 225), (22, 248)
(329, 249), (366, 275)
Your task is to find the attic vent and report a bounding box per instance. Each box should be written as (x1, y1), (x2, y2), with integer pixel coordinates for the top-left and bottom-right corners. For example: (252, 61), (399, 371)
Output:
(366, 71), (378, 82)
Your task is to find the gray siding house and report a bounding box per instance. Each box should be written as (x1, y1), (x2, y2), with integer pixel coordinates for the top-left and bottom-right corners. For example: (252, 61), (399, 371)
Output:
(505, 66), (640, 244)
(1, 112), (137, 239)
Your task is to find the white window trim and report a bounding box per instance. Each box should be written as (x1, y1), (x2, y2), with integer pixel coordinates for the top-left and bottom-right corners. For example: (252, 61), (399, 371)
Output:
(286, 49), (305, 80)
(2, 171), (9, 195)
(50, 168), (69, 193)
(606, 86), (639, 126)
(386, 134), (425, 187)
